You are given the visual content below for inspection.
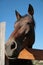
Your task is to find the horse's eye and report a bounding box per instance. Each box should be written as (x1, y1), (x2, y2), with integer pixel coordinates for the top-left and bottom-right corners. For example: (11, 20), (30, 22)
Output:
(11, 42), (15, 49)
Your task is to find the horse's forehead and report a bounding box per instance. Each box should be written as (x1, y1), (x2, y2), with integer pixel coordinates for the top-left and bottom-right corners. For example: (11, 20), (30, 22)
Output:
(17, 15), (32, 23)
(23, 15), (32, 21)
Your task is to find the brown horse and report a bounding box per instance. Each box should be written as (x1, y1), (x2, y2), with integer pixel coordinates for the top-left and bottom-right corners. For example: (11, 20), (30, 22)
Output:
(5, 4), (35, 59)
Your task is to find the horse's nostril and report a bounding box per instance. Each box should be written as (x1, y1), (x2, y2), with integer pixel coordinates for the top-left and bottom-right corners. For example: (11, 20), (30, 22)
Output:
(11, 42), (15, 49)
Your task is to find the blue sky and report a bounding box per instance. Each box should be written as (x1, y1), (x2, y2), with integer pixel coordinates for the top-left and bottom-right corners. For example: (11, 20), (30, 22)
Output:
(0, 0), (43, 49)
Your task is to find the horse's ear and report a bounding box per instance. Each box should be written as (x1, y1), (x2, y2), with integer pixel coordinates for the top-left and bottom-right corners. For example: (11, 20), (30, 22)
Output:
(28, 4), (34, 16)
(15, 10), (22, 20)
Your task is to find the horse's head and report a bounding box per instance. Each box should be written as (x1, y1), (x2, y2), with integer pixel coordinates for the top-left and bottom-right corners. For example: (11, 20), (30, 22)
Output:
(5, 4), (35, 58)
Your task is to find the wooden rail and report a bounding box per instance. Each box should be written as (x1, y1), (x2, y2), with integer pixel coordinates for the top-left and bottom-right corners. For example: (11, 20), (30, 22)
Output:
(0, 22), (6, 65)
(18, 48), (43, 60)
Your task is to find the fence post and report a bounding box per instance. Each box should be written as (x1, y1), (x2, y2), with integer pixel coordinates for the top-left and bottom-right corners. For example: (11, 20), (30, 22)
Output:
(0, 22), (6, 65)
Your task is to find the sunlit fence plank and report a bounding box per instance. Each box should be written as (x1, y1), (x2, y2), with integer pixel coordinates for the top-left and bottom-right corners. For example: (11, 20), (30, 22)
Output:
(0, 22), (6, 65)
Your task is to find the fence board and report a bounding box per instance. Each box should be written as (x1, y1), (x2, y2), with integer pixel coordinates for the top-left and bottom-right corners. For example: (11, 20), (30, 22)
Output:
(0, 22), (6, 65)
(18, 48), (43, 60)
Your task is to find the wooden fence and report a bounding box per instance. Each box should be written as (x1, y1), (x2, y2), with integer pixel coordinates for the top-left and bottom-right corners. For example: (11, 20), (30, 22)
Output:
(18, 48), (43, 60)
(0, 22), (6, 65)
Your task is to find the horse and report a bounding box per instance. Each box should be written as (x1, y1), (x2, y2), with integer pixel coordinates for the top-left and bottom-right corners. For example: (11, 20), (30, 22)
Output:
(5, 4), (35, 65)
